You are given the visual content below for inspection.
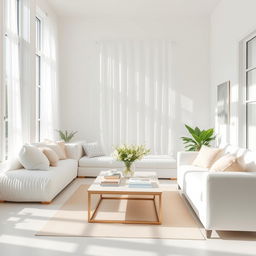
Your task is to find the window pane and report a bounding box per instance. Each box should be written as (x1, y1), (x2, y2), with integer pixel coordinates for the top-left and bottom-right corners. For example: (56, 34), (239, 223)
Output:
(247, 36), (256, 69)
(38, 87), (41, 119)
(36, 17), (41, 51)
(246, 103), (256, 150)
(246, 68), (256, 101)
(36, 55), (41, 85)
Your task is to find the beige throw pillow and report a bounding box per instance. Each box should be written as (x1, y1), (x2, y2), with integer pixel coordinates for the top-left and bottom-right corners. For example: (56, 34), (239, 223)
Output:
(56, 141), (67, 159)
(210, 154), (245, 172)
(39, 147), (59, 167)
(42, 141), (66, 160)
(192, 145), (223, 168)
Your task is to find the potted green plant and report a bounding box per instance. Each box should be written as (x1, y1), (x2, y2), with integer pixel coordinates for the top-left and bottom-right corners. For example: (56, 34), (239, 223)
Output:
(114, 144), (150, 177)
(181, 124), (216, 151)
(56, 130), (78, 143)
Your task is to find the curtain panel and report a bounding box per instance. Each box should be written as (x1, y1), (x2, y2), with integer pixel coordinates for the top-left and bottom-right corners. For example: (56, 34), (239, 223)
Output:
(99, 40), (173, 155)
(4, 0), (23, 158)
(40, 12), (58, 141)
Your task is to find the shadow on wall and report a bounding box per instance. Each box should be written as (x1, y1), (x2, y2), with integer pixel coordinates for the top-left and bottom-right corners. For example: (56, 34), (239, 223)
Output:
(97, 40), (194, 155)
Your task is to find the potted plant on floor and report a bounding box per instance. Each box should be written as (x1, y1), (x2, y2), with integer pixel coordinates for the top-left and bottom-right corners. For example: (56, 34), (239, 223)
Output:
(114, 145), (150, 177)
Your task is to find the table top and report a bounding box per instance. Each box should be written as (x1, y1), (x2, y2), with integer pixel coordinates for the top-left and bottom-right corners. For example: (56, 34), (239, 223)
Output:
(88, 171), (162, 193)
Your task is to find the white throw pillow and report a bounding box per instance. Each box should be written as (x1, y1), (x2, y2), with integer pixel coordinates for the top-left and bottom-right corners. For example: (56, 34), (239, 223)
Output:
(82, 142), (105, 158)
(4, 157), (24, 171)
(210, 154), (245, 172)
(19, 145), (50, 170)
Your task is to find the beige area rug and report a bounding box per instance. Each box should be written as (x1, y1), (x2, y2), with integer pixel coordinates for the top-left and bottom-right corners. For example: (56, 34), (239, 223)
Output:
(36, 184), (205, 240)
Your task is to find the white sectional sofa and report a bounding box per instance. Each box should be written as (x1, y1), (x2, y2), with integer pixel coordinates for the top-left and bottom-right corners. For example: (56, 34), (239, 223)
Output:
(0, 142), (176, 203)
(177, 145), (256, 238)
(0, 159), (77, 203)
(0, 142), (81, 203)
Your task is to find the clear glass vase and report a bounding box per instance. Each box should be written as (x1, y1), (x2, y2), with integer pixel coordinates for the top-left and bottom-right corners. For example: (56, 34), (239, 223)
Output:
(123, 162), (135, 177)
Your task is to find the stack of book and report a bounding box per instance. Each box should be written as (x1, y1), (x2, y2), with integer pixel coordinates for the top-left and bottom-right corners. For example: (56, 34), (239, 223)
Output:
(100, 169), (121, 186)
(127, 178), (154, 188)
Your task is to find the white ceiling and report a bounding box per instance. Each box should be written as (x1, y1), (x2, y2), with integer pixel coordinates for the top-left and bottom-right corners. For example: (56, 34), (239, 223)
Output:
(47, 0), (221, 18)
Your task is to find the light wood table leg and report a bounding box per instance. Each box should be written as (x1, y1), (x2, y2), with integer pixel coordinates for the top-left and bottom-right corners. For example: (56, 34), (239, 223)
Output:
(88, 192), (91, 222)
(159, 193), (162, 224)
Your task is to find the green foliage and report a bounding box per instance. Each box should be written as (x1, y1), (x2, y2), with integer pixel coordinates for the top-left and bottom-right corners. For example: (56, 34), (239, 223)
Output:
(114, 144), (150, 165)
(56, 130), (78, 143)
(181, 124), (216, 151)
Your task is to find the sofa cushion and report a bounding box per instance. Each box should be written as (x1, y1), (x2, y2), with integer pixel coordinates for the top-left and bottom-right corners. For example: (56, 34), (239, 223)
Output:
(135, 155), (176, 169)
(79, 155), (176, 169)
(79, 156), (123, 168)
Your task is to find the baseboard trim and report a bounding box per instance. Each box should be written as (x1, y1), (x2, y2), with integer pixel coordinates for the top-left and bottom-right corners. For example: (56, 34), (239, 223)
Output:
(41, 201), (52, 204)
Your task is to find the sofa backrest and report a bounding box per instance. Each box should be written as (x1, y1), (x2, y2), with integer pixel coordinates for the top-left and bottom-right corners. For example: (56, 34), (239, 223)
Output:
(223, 144), (256, 172)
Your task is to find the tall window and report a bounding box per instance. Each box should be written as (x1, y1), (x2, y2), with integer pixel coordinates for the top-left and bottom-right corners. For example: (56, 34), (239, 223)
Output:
(36, 16), (42, 141)
(245, 36), (256, 149)
(3, 0), (21, 160)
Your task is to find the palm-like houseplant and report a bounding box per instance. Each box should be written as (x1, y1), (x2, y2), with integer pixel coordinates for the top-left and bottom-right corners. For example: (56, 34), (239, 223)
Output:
(114, 144), (150, 177)
(56, 130), (78, 143)
(181, 124), (216, 151)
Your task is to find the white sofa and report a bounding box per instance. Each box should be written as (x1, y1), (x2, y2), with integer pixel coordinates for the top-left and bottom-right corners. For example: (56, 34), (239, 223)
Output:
(0, 142), (177, 202)
(0, 144), (80, 203)
(78, 154), (176, 178)
(0, 159), (77, 203)
(177, 145), (256, 238)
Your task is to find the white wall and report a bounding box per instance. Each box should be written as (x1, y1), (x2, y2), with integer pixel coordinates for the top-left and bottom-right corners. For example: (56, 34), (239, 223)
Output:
(58, 16), (211, 154)
(211, 0), (256, 147)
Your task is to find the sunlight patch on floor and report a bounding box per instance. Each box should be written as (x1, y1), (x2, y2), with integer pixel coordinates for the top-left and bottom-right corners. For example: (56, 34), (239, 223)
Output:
(0, 235), (78, 252)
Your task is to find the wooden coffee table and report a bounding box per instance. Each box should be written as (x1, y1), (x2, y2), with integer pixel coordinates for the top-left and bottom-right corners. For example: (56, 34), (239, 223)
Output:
(87, 171), (162, 225)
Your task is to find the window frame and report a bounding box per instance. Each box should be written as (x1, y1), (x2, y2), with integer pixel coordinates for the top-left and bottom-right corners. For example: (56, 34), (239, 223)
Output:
(243, 33), (256, 149)
(35, 15), (42, 142)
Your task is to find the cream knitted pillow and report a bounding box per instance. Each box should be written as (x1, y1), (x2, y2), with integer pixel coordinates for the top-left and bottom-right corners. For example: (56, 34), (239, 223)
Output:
(192, 145), (223, 168)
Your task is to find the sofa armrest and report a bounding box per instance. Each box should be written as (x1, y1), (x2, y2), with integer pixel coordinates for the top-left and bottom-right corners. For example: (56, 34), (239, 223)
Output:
(177, 151), (198, 167)
(65, 142), (84, 160)
(204, 171), (256, 230)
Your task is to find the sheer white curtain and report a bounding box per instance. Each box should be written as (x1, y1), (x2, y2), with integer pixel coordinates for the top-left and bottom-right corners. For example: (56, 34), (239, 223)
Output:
(5, 0), (23, 158)
(40, 13), (58, 140)
(99, 40), (173, 155)
(19, 0), (34, 144)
